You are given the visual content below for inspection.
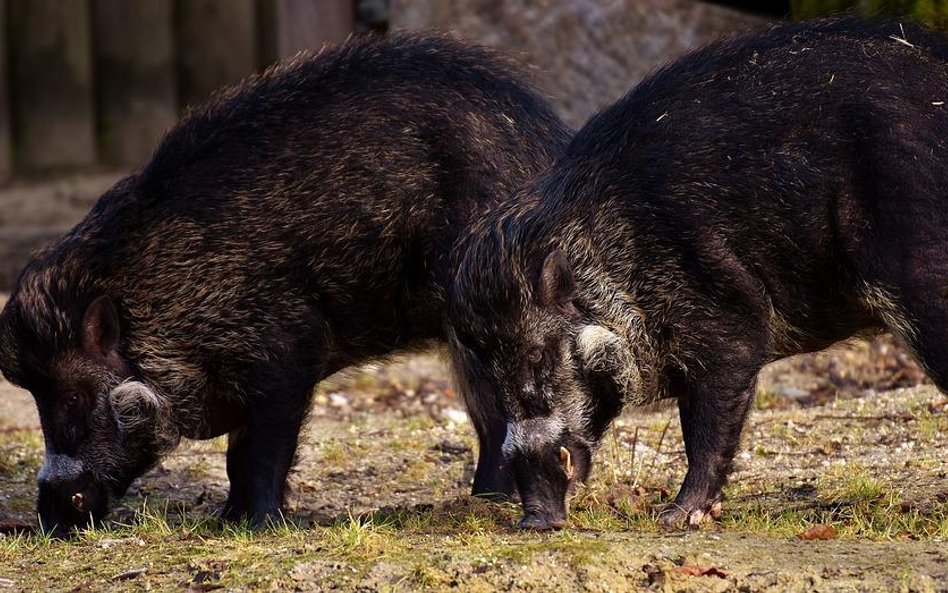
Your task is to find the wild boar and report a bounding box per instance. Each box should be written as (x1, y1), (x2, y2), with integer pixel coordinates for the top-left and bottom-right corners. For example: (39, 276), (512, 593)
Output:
(449, 18), (948, 530)
(0, 33), (570, 534)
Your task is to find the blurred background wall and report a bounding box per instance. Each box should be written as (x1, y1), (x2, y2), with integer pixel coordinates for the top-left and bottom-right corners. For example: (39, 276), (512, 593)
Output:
(1, 0), (359, 177)
(0, 0), (943, 289)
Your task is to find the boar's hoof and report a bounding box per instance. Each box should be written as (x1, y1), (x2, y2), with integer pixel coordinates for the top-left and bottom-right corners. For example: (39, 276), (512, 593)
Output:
(656, 505), (688, 529)
(657, 503), (717, 530)
(687, 509), (705, 527)
(709, 501), (723, 519)
(518, 513), (566, 531)
(217, 504), (247, 524)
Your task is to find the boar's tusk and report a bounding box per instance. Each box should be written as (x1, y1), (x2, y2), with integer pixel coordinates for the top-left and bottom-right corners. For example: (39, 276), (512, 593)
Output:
(71, 492), (86, 512)
(559, 446), (574, 478)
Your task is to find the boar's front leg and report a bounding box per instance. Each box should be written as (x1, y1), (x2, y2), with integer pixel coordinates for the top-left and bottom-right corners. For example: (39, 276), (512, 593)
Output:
(221, 371), (315, 528)
(448, 338), (515, 499)
(659, 337), (765, 528)
(470, 408), (512, 499)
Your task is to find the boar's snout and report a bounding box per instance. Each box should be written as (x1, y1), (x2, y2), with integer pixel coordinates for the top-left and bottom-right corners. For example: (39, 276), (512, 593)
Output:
(517, 467), (569, 531)
(511, 441), (591, 531)
(37, 461), (109, 536)
(515, 469), (570, 531)
(519, 507), (567, 531)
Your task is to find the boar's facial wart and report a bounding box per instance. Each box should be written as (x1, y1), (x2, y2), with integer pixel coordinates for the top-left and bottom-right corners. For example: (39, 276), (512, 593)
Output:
(574, 324), (647, 405)
(502, 416), (565, 456)
(576, 325), (623, 372)
(109, 381), (180, 453)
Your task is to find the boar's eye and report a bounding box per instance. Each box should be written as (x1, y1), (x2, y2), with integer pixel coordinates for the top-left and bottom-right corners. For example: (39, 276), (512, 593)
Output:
(532, 338), (563, 370)
(62, 392), (83, 410)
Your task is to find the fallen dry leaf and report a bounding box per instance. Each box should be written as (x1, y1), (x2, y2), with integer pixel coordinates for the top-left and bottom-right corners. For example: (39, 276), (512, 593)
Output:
(929, 397), (948, 413)
(798, 524), (837, 541)
(672, 565), (728, 578)
(111, 568), (148, 581)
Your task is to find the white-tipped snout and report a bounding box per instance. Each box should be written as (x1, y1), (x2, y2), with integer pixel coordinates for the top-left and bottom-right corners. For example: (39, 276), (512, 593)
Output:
(38, 453), (84, 484)
(502, 416), (565, 456)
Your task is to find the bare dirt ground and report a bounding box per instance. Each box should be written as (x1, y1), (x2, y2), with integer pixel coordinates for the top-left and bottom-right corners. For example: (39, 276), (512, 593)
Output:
(1, 288), (948, 591)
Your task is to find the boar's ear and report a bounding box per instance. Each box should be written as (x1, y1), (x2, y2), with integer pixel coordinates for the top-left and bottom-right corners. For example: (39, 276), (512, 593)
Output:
(81, 296), (120, 359)
(540, 249), (576, 308)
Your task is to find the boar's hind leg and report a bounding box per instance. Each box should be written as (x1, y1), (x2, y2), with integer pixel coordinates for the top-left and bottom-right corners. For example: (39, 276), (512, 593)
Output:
(855, 227), (948, 392)
(221, 429), (252, 522)
(862, 279), (948, 392)
(221, 377), (313, 528)
(659, 335), (766, 529)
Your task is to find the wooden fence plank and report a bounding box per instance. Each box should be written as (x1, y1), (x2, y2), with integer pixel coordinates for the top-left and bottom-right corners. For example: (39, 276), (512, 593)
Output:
(175, 0), (257, 110)
(255, 0), (279, 68)
(260, 0), (354, 63)
(7, 0), (96, 171)
(93, 0), (177, 168)
(0, 0), (12, 181)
